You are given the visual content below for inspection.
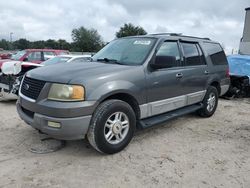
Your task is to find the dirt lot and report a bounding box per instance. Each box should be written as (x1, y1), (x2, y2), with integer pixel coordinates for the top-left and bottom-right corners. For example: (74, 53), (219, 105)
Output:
(0, 99), (250, 188)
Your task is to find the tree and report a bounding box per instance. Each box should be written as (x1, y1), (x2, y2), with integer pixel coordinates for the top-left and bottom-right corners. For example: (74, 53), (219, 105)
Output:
(116, 23), (147, 38)
(57, 39), (71, 50)
(44, 39), (57, 49)
(13, 38), (30, 50)
(0, 39), (10, 50)
(30, 40), (46, 49)
(71, 26), (104, 52)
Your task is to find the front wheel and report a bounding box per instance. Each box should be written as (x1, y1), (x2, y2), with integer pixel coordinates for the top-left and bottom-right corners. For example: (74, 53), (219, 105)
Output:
(87, 99), (136, 154)
(197, 86), (219, 117)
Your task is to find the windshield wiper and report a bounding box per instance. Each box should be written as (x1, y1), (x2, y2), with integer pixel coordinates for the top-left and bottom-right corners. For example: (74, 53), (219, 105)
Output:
(97, 58), (117, 62)
(96, 58), (124, 65)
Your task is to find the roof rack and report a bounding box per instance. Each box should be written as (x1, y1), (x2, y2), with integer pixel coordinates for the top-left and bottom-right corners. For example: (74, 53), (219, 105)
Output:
(150, 33), (182, 36)
(149, 33), (211, 40)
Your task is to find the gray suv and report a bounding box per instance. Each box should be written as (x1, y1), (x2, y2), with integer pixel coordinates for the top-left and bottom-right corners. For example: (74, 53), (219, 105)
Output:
(17, 34), (230, 154)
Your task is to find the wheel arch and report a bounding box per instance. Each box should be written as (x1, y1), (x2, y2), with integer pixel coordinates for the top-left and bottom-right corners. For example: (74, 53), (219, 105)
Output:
(98, 92), (141, 120)
(209, 81), (221, 95)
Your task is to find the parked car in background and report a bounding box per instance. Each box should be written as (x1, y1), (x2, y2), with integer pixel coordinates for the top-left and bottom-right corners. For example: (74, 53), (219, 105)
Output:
(0, 54), (91, 101)
(0, 49), (69, 69)
(17, 34), (230, 154)
(0, 53), (12, 60)
(41, 54), (92, 66)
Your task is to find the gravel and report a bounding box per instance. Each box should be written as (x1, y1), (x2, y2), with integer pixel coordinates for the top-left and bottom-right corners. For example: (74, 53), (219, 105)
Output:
(0, 98), (250, 188)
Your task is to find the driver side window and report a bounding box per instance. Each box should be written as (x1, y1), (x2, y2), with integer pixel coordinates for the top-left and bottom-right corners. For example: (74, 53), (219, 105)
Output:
(156, 41), (181, 68)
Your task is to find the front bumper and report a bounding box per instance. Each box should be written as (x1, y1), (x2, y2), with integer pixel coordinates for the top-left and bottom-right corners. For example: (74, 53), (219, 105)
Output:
(17, 102), (92, 140)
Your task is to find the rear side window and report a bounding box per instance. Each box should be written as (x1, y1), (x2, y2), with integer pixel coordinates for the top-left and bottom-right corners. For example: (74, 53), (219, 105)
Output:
(203, 42), (227, 65)
(181, 42), (205, 66)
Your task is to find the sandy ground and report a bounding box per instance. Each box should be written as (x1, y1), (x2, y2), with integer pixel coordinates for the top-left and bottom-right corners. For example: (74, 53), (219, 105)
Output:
(0, 98), (250, 188)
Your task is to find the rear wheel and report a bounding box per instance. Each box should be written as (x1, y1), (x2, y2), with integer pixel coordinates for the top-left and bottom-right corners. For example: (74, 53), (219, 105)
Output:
(197, 86), (218, 117)
(87, 99), (136, 154)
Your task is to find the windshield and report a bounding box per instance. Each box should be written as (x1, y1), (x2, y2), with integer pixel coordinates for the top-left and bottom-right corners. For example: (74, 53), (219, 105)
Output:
(92, 37), (156, 65)
(11, 50), (26, 61)
(42, 56), (71, 66)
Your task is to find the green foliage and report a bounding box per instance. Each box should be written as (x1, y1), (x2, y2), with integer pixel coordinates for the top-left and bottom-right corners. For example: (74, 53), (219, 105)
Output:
(71, 27), (104, 52)
(0, 23), (147, 51)
(30, 40), (46, 49)
(13, 38), (30, 50)
(0, 39), (10, 50)
(116, 23), (147, 38)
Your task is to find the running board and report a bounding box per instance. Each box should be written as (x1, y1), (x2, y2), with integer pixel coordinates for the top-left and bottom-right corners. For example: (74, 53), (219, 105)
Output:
(138, 104), (203, 129)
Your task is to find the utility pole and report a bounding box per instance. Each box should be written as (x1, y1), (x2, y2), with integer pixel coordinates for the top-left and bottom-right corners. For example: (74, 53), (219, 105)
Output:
(9, 32), (13, 50)
(10, 32), (13, 42)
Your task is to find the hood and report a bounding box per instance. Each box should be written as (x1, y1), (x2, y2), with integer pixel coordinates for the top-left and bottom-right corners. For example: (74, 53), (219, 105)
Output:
(27, 62), (135, 84)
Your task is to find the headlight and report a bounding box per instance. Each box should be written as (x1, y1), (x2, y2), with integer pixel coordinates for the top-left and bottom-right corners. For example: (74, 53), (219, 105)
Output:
(48, 83), (85, 101)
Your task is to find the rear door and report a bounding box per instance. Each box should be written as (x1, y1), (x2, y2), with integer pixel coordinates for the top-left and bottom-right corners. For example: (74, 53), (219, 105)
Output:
(179, 41), (208, 104)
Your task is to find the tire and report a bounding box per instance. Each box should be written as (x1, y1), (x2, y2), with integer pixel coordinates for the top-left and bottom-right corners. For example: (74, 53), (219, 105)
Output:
(197, 86), (219, 117)
(87, 99), (136, 154)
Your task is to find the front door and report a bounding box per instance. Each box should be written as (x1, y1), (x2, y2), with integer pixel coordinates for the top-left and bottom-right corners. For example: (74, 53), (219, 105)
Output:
(145, 41), (186, 117)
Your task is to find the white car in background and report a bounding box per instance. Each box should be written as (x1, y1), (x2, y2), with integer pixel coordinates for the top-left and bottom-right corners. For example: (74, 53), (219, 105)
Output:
(41, 54), (92, 66)
(0, 54), (92, 101)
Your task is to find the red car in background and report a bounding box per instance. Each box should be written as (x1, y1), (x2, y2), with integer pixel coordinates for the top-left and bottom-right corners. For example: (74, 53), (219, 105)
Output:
(0, 49), (69, 68)
(0, 53), (12, 60)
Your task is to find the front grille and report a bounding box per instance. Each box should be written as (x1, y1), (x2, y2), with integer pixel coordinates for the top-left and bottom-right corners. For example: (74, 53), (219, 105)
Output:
(21, 76), (46, 100)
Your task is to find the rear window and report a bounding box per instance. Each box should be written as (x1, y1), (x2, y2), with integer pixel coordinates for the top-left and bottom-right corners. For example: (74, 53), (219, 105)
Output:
(203, 42), (227, 65)
(181, 42), (205, 66)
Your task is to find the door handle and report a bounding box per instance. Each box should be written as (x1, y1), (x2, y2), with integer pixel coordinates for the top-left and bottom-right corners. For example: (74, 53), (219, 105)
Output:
(204, 70), (209, 75)
(176, 73), (183, 78)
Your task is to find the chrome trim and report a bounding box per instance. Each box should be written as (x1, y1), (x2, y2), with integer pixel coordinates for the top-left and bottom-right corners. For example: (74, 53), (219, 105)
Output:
(151, 95), (186, 116)
(220, 85), (230, 96)
(140, 104), (150, 119)
(18, 76), (36, 103)
(139, 90), (206, 119)
(187, 90), (206, 105)
(19, 92), (36, 103)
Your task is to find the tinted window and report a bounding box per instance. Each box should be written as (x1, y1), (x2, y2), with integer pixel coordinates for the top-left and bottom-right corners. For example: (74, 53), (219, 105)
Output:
(156, 41), (180, 68)
(203, 42), (227, 65)
(181, 42), (204, 66)
(196, 44), (206, 65)
(27, 52), (42, 61)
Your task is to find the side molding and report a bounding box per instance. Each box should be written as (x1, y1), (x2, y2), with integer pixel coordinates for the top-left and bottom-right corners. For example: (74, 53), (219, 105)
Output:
(139, 90), (206, 119)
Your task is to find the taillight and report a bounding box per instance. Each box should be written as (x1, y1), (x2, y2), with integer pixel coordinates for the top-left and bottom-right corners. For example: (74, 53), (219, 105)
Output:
(226, 67), (230, 78)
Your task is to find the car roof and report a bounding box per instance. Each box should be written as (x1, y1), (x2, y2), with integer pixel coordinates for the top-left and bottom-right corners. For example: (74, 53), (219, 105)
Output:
(26, 49), (69, 52)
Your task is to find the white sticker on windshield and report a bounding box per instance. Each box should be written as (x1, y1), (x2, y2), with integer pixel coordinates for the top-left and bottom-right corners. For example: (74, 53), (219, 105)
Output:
(134, 40), (151, 45)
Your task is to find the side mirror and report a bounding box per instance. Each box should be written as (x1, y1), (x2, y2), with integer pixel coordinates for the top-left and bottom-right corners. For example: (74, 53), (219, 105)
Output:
(23, 57), (28, 62)
(150, 55), (177, 69)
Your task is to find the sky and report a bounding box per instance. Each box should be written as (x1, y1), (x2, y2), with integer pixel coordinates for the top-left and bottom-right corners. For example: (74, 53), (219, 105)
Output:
(0, 0), (249, 53)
